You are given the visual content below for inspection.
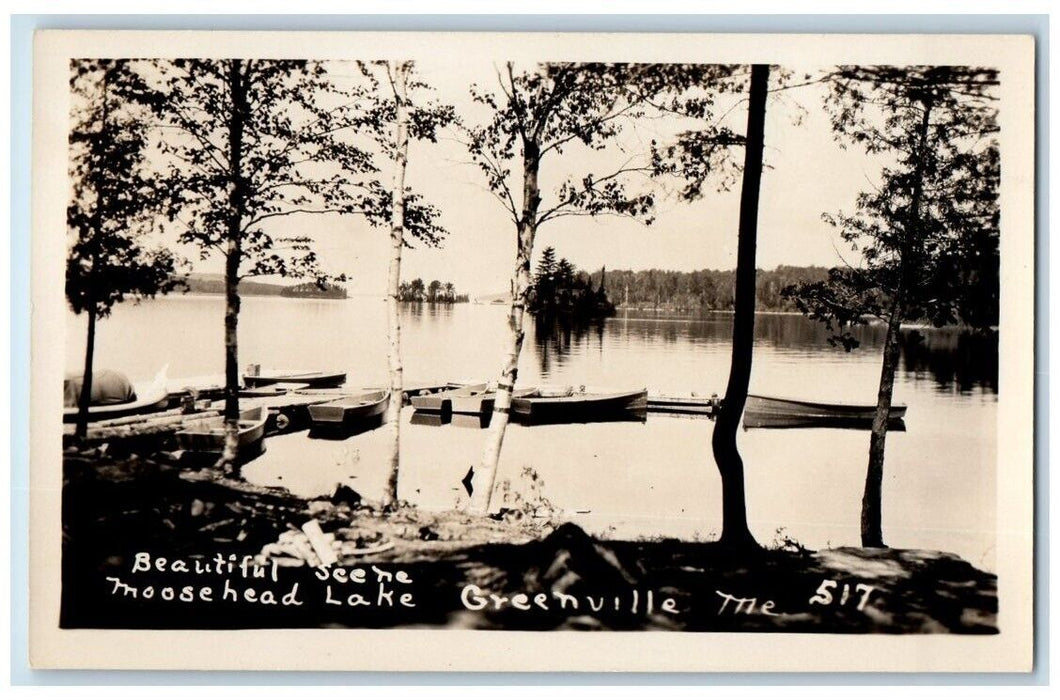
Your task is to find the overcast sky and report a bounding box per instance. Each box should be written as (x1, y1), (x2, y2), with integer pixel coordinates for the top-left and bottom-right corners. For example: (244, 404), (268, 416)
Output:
(177, 60), (884, 298)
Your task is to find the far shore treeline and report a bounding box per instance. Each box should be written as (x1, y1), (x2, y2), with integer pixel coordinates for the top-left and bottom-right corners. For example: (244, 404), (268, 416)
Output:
(588, 264), (831, 313)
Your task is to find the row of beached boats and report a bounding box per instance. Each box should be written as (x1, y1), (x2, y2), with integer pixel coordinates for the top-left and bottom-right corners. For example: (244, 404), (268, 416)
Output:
(63, 365), (908, 460)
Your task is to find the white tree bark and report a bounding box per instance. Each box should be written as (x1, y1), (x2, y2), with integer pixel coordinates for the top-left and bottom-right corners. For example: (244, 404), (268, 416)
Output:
(470, 143), (540, 514)
(381, 61), (412, 508)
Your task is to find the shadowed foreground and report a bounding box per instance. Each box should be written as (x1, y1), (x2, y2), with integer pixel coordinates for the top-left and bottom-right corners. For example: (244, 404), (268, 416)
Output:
(61, 451), (997, 633)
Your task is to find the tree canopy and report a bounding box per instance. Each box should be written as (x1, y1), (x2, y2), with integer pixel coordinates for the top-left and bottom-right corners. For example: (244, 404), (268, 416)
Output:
(67, 59), (181, 319)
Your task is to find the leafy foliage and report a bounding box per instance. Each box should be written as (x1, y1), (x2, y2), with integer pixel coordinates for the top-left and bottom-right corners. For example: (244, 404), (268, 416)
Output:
(465, 62), (707, 228)
(784, 66), (1000, 343)
(67, 59), (181, 317)
(152, 59), (450, 282)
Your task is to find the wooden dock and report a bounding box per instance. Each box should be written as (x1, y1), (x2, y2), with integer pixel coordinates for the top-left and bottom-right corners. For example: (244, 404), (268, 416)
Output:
(645, 394), (720, 417)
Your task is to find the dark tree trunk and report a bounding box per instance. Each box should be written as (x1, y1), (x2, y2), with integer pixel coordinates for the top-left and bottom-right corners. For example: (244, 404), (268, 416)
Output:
(862, 297), (904, 546)
(219, 59), (247, 470)
(75, 298), (98, 440)
(75, 68), (109, 442)
(710, 63), (769, 550)
(861, 96), (933, 546)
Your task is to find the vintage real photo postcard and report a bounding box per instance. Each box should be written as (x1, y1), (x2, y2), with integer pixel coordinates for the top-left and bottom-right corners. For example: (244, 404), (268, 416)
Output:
(29, 30), (1035, 672)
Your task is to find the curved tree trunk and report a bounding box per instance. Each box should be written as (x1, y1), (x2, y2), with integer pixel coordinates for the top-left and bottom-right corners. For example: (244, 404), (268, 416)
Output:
(470, 143), (540, 515)
(219, 59), (247, 471)
(710, 63), (769, 550)
(75, 298), (98, 441)
(381, 60), (412, 509)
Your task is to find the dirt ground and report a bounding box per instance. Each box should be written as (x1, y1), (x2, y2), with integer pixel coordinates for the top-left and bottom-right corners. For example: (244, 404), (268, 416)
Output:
(60, 449), (997, 633)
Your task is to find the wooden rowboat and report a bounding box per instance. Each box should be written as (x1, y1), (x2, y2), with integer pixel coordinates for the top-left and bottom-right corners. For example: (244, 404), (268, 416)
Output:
(743, 394), (908, 430)
(243, 369), (347, 389)
(175, 406), (268, 456)
(411, 383), (539, 415)
(307, 389), (390, 427)
(511, 387), (648, 423)
(62, 366), (170, 423)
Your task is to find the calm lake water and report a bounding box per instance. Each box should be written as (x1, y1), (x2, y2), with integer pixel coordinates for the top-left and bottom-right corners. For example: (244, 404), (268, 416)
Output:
(66, 295), (999, 570)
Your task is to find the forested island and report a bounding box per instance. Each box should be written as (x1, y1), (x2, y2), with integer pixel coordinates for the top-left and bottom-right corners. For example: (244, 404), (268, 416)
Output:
(528, 247), (615, 318)
(397, 278), (469, 303)
(180, 273), (347, 299)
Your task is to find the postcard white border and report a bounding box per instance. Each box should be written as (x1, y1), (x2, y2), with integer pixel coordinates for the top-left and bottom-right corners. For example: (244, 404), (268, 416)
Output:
(29, 29), (1036, 672)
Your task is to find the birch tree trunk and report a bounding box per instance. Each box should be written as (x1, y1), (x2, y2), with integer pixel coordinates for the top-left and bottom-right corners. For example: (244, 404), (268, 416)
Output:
(710, 63), (769, 550)
(470, 141), (540, 514)
(381, 60), (411, 509)
(219, 59), (247, 470)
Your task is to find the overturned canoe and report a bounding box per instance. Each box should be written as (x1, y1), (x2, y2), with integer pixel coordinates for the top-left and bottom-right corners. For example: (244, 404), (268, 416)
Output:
(511, 387), (648, 423)
(743, 394), (907, 430)
(307, 389), (391, 427)
(175, 405), (268, 456)
(62, 366), (170, 423)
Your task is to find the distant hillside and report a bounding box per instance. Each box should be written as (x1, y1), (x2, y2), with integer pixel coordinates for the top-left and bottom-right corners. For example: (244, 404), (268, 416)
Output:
(179, 273), (347, 299)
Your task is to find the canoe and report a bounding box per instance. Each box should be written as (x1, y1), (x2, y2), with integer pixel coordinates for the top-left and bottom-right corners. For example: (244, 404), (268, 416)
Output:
(243, 369), (347, 388)
(175, 406), (268, 456)
(410, 383), (539, 415)
(743, 394), (908, 430)
(239, 382), (310, 398)
(511, 387), (648, 423)
(62, 366), (170, 423)
(307, 389), (391, 427)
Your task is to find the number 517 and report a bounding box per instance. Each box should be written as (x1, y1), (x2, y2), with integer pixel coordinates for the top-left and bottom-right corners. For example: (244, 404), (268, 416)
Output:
(809, 579), (876, 611)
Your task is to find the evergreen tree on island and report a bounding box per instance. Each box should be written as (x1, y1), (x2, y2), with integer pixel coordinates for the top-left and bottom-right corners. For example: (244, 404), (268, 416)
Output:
(528, 246), (615, 319)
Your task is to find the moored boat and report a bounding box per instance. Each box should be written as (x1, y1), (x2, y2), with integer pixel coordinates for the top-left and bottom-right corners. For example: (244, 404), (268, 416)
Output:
(743, 394), (908, 430)
(511, 386), (648, 423)
(63, 366), (170, 423)
(175, 406), (268, 456)
(239, 382), (310, 398)
(409, 383), (488, 413)
(410, 383), (539, 415)
(307, 389), (391, 427)
(243, 368), (347, 389)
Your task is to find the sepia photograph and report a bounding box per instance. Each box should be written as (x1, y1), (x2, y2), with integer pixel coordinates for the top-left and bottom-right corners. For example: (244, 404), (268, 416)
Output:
(28, 29), (1036, 672)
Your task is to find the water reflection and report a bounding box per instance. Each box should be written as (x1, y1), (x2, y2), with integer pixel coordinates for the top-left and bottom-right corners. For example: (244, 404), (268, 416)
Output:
(899, 328), (999, 394)
(591, 310), (999, 396)
(532, 314), (607, 376)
